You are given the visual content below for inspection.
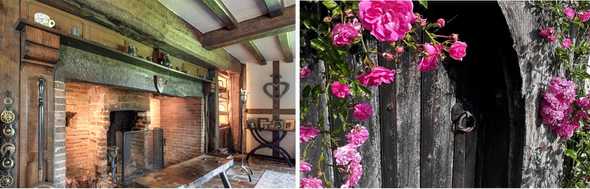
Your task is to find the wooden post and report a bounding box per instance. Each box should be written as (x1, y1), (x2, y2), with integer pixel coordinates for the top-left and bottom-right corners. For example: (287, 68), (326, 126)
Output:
(272, 60), (281, 158)
(207, 69), (220, 152)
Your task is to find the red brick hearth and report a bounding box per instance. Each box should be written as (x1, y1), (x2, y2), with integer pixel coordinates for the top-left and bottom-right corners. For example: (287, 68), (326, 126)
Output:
(64, 82), (204, 187)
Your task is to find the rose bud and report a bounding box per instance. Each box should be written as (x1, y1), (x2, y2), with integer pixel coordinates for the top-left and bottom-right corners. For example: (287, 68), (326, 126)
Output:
(382, 52), (394, 61)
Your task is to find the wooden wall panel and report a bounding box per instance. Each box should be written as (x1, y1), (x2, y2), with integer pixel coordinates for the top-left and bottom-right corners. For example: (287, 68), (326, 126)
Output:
(19, 63), (55, 187)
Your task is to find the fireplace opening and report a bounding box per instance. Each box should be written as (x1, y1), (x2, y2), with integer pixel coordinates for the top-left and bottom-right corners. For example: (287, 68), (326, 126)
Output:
(64, 82), (204, 188)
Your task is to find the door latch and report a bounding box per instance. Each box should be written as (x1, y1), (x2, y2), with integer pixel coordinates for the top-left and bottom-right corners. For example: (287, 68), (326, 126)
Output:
(452, 102), (476, 133)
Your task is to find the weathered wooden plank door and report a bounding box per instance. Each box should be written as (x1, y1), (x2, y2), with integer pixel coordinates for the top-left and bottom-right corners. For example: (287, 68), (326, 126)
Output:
(379, 2), (524, 188)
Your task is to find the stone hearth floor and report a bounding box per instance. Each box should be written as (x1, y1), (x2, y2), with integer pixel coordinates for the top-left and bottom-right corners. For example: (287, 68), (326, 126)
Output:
(201, 156), (295, 188)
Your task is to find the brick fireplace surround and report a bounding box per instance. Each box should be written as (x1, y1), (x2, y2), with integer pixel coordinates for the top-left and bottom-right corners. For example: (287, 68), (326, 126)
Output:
(60, 82), (205, 186)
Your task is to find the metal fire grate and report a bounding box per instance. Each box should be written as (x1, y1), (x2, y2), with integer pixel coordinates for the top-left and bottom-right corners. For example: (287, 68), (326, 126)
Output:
(121, 128), (164, 185)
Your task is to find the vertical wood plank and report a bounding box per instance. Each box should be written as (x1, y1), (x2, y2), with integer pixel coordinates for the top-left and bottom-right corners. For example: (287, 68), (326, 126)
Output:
(420, 65), (454, 187)
(380, 48), (421, 187)
(357, 39), (382, 188)
(300, 58), (334, 186)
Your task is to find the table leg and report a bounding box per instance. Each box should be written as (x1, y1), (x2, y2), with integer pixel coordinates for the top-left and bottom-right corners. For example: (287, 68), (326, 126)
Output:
(220, 171), (232, 188)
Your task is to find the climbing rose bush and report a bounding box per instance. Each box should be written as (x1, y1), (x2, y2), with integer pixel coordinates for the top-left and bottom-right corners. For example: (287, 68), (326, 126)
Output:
(301, 1), (469, 187)
(357, 66), (395, 87)
(541, 77), (579, 139)
(300, 161), (312, 173)
(352, 103), (373, 121)
(346, 125), (369, 147)
(300, 177), (323, 188)
(331, 81), (351, 99)
(332, 23), (360, 47)
(300, 66), (312, 79)
(448, 41), (468, 61)
(358, 0), (415, 42)
(300, 125), (320, 143)
(418, 43), (442, 72)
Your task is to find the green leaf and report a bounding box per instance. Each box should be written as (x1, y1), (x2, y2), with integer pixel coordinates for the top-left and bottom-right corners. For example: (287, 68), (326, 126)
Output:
(566, 148), (578, 160)
(322, 0), (338, 10)
(310, 38), (327, 52)
(418, 0), (428, 9)
(332, 7), (342, 17)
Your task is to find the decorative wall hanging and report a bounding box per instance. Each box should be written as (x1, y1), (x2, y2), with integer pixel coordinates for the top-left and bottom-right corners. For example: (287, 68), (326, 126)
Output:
(263, 81), (289, 98)
(0, 91), (16, 187)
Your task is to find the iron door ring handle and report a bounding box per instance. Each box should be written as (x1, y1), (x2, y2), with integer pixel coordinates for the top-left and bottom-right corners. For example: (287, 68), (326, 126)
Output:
(454, 111), (476, 133)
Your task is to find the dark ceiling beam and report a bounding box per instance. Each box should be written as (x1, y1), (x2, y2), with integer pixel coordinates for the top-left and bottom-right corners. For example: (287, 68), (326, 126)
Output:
(201, 0), (238, 29)
(263, 0), (284, 17)
(201, 5), (295, 50)
(277, 32), (293, 62)
(242, 41), (267, 65)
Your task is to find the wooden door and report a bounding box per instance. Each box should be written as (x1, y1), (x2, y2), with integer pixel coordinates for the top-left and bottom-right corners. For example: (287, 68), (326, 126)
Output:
(379, 2), (524, 187)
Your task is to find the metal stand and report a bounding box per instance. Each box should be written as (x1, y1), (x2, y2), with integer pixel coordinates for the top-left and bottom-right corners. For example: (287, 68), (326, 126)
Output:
(245, 128), (293, 167)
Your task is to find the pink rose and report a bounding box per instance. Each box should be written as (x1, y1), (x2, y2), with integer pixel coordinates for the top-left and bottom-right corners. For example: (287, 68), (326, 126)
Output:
(341, 162), (363, 188)
(562, 38), (572, 48)
(330, 81), (351, 99)
(395, 47), (405, 54)
(564, 7), (576, 20)
(577, 96), (590, 110)
(300, 177), (323, 188)
(538, 27), (556, 42)
(353, 102), (373, 121)
(554, 121), (579, 140)
(418, 43), (442, 72)
(357, 66), (396, 86)
(331, 23), (359, 47)
(436, 18), (445, 28)
(301, 66), (312, 79)
(449, 41), (468, 61)
(579, 11), (590, 22)
(333, 144), (362, 166)
(300, 161), (312, 173)
(300, 125), (320, 143)
(358, 0), (415, 42)
(346, 125), (369, 147)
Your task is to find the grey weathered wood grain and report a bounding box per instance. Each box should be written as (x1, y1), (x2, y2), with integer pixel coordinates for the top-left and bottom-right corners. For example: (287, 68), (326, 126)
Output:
(420, 65), (454, 187)
(358, 39), (381, 188)
(498, 2), (562, 187)
(380, 47), (421, 187)
(300, 58), (334, 187)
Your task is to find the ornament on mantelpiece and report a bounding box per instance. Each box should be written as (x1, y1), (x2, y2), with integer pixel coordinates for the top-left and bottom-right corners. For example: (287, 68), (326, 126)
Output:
(153, 75), (168, 94)
(34, 12), (55, 28)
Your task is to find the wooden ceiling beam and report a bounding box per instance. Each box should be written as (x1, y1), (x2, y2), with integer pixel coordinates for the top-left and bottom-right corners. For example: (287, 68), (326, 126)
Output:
(242, 41), (267, 65)
(277, 32), (293, 62)
(201, 5), (295, 50)
(263, 0), (284, 17)
(201, 0), (238, 29)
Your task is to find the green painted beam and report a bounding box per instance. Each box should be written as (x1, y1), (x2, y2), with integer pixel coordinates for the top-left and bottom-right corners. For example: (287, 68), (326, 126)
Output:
(263, 0), (284, 17)
(277, 32), (293, 62)
(201, 0), (238, 29)
(242, 41), (266, 65)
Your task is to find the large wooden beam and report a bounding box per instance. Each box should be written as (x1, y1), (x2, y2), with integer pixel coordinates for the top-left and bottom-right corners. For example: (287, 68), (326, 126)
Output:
(242, 41), (266, 65)
(201, 0), (238, 29)
(277, 32), (293, 62)
(202, 5), (295, 50)
(37, 0), (236, 69)
(263, 0), (284, 17)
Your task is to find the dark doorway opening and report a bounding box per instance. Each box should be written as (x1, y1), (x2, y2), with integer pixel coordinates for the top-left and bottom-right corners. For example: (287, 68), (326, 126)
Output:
(425, 2), (525, 187)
